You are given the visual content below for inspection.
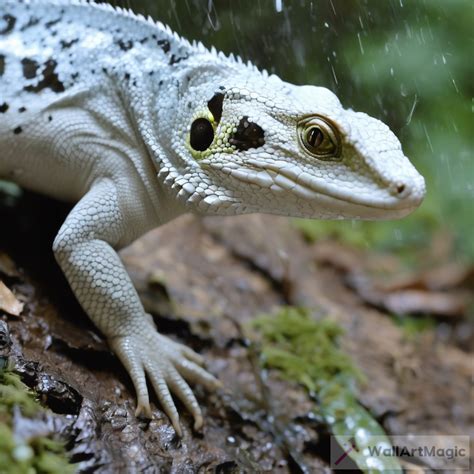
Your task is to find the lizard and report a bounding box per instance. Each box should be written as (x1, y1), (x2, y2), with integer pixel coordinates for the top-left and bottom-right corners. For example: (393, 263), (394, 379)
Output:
(0, 0), (426, 436)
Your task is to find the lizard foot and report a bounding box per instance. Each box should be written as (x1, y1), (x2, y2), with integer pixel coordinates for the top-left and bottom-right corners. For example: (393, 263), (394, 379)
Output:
(110, 331), (221, 436)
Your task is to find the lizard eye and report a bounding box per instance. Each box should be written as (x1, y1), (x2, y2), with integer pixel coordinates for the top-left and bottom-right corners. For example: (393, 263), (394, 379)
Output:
(298, 116), (341, 159)
(190, 118), (214, 151)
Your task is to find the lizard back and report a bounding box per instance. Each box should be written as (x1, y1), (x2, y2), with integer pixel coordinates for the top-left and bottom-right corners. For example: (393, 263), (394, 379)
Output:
(0, 0), (193, 107)
(0, 0), (203, 202)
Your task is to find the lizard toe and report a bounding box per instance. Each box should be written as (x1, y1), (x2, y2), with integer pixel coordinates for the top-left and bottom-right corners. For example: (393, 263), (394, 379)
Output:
(165, 366), (203, 431)
(110, 335), (151, 418)
(174, 358), (222, 391)
(145, 361), (182, 437)
(110, 331), (218, 435)
(180, 345), (206, 366)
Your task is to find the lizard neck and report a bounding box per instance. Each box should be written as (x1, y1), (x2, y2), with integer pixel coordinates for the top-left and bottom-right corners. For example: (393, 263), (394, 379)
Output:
(122, 59), (235, 217)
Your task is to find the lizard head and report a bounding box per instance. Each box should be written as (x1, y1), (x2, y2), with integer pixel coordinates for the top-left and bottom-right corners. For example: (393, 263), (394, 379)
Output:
(165, 73), (425, 220)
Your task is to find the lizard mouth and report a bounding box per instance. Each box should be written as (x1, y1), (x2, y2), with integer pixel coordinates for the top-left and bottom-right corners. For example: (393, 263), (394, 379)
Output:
(216, 159), (422, 218)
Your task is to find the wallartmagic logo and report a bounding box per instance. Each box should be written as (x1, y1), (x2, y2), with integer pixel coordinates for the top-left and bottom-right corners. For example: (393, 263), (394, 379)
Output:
(367, 443), (468, 461)
(330, 435), (470, 471)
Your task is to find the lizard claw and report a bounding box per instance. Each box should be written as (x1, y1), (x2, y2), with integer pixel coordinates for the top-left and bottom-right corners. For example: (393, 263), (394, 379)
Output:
(110, 331), (220, 436)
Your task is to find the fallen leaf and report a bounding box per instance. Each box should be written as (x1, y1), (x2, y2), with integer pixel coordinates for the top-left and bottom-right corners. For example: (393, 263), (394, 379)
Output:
(347, 273), (470, 318)
(421, 262), (474, 290)
(0, 280), (24, 316)
(383, 290), (469, 317)
(0, 252), (20, 278)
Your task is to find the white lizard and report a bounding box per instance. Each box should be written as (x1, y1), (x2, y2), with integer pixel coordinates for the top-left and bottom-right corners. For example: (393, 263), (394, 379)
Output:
(0, 0), (425, 436)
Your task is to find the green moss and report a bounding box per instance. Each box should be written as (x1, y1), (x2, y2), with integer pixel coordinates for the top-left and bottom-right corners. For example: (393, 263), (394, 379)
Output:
(391, 314), (436, 338)
(252, 307), (402, 473)
(0, 371), (39, 418)
(0, 367), (75, 474)
(251, 307), (363, 394)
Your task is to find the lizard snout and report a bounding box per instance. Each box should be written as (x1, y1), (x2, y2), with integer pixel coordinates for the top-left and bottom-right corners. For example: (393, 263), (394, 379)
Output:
(388, 170), (426, 209)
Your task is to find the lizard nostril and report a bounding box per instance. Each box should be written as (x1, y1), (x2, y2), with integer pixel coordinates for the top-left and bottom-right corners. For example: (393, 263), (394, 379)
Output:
(391, 182), (409, 198)
(396, 184), (406, 194)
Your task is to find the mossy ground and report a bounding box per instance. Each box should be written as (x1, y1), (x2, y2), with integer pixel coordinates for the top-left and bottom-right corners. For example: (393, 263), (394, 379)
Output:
(0, 366), (74, 474)
(251, 306), (364, 395)
(251, 307), (403, 473)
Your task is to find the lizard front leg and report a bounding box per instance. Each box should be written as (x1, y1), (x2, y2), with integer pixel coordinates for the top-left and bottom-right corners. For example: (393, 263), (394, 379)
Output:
(53, 179), (219, 436)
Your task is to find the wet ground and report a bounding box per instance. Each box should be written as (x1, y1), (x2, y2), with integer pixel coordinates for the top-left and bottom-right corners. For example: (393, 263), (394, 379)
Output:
(0, 192), (472, 472)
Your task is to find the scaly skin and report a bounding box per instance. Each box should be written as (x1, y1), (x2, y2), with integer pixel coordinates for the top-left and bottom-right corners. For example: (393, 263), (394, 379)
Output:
(0, 0), (425, 436)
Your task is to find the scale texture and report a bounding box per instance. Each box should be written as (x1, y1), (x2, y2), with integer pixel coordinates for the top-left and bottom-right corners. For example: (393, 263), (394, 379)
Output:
(0, 0), (425, 435)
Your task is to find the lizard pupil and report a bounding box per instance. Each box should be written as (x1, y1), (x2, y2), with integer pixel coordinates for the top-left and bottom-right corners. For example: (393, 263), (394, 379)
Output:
(307, 127), (324, 148)
(190, 118), (214, 151)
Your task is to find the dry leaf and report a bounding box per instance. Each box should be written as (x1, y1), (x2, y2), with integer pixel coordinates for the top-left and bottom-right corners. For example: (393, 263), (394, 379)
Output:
(0, 252), (20, 278)
(0, 280), (24, 316)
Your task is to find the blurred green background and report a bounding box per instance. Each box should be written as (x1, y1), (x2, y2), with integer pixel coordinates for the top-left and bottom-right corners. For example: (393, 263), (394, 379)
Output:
(112, 0), (473, 259)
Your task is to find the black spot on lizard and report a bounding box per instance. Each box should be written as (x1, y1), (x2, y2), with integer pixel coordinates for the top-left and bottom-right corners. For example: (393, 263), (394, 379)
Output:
(207, 91), (225, 123)
(230, 116), (265, 151)
(21, 57), (39, 79)
(24, 59), (65, 93)
(0, 14), (16, 35)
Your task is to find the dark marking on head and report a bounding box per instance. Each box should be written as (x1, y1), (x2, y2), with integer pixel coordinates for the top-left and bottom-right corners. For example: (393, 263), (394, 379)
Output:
(60, 38), (79, 49)
(157, 39), (170, 53)
(13, 126), (22, 135)
(118, 39), (133, 51)
(230, 116), (265, 151)
(169, 53), (189, 65)
(24, 59), (65, 93)
(124, 72), (130, 81)
(20, 16), (39, 31)
(190, 118), (214, 152)
(0, 103), (9, 113)
(48, 115), (53, 122)
(21, 58), (39, 79)
(45, 18), (61, 29)
(0, 14), (16, 35)
(71, 72), (79, 80)
(139, 37), (149, 44)
(0, 54), (4, 76)
(207, 91), (225, 123)
(18, 107), (26, 113)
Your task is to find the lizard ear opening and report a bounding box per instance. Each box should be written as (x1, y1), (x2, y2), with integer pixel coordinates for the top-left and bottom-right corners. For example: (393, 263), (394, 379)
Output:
(190, 118), (214, 151)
